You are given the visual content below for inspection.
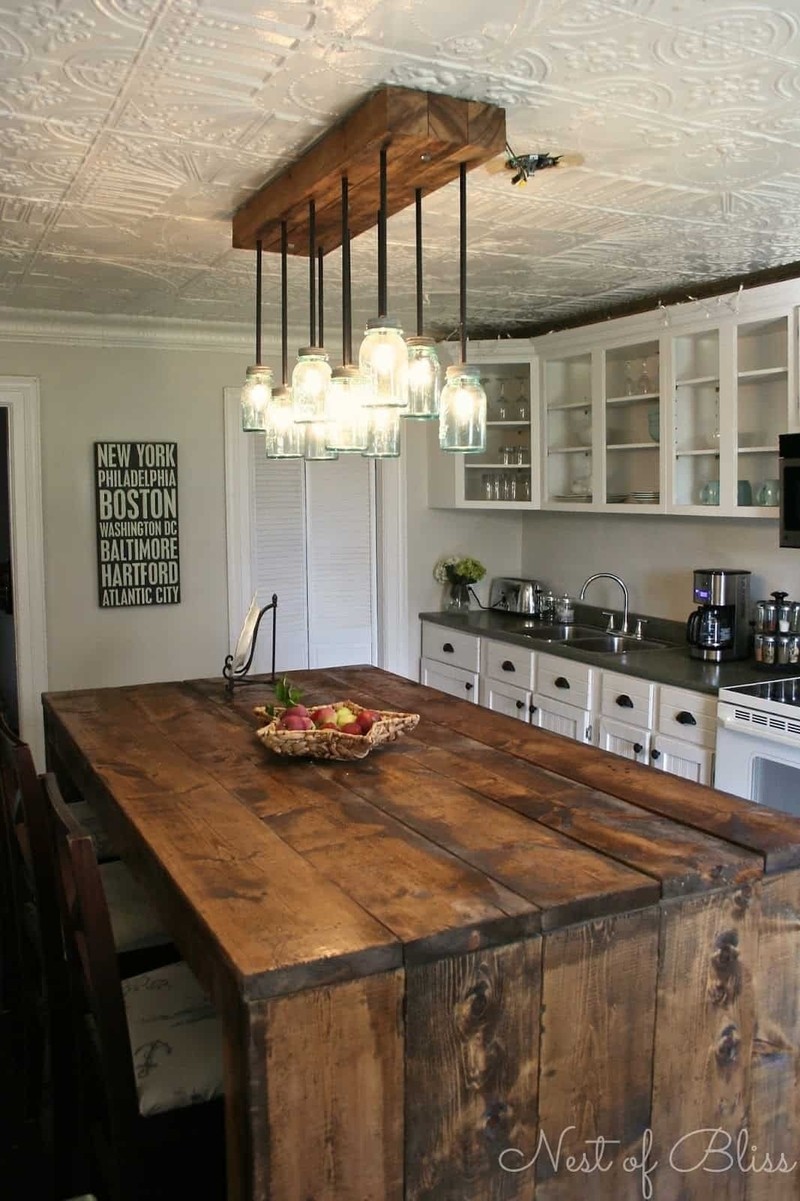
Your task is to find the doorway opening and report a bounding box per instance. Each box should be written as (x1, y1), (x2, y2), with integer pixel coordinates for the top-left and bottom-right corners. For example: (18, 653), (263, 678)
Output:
(0, 409), (18, 730)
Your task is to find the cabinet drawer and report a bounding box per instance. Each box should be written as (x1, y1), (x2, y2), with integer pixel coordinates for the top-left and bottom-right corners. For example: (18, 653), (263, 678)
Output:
(482, 640), (536, 689)
(656, 685), (716, 747)
(600, 671), (655, 729)
(421, 622), (481, 673)
(420, 657), (479, 703)
(536, 652), (597, 711)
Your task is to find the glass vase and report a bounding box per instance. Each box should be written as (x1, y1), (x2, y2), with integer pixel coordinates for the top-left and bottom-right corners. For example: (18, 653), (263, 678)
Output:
(446, 582), (471, 612)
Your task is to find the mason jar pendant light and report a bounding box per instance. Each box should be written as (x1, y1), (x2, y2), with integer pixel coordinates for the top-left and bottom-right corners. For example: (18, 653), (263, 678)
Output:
(303, 243), (337, 460)
(326, 175), (369, 453)
(265, 221), (303, 459)
(358, 146), (408, 410)
(293, 200), (332, 425)
(362, 405), (401, 459)
(241, 238), (274, 432)
(439, 163), (487, 453)
(405, 187), (442, 420)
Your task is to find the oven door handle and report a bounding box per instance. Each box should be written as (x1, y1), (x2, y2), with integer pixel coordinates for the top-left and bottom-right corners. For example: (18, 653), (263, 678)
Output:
(718, 713), (800, 752)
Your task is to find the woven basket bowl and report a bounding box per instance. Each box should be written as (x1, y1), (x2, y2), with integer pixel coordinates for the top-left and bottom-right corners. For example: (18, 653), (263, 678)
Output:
(254, 700), (419, 761)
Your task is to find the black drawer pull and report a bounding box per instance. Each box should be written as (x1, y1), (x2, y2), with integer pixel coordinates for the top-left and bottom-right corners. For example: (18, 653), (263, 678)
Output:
(616, 694), (634, 709)
(515, 699), (525, 710)
(442, 642), (454, 653)
(464, 682), (473, 692)
(502, 660), (516, 672)
(554, 676), (570, 689)
(676, 711), (697, 726)
(651, 749), (661, 761)
(633, 742), (643, 755)
(529, 704), (538, 714)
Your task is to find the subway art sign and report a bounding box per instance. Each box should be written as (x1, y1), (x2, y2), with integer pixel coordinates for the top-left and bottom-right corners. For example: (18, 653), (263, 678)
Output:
(94, 441), (180, 608)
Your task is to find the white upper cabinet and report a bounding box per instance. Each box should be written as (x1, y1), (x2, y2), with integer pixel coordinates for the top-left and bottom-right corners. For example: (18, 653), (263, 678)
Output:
(429, 280), (799, 515)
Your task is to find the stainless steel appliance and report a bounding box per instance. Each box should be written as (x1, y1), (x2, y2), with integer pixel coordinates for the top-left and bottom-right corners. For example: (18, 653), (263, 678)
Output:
(779, 432), (800, 548)
(715, 677), (800, 814)
(686, 568), (751, 662)
(488, 577), (544, 613)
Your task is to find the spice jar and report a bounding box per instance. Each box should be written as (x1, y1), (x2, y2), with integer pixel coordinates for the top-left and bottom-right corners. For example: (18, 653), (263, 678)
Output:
(755, 600), (777, 634)
(762, 634), (777, 665)
(789, 636), (800, 666)
(777, 635), (791, 665)
(778, 602), (793, 634)
(753, 633), (764, 663)
(790, 603), (800, 634)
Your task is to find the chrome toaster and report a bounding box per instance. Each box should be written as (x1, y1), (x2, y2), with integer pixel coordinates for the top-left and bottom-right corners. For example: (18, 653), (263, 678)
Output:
(488, 577), (544, 613)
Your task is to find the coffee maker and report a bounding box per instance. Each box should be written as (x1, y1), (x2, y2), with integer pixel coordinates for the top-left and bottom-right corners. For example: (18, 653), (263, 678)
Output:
(686, 568), (751, 662)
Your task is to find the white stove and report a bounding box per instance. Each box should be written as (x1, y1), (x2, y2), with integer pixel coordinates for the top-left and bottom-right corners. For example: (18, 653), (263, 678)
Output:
(716, 676), (800, 813)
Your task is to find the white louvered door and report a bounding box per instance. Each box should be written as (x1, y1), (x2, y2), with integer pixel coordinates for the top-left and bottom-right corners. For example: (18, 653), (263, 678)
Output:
(248, 441), (376, 673)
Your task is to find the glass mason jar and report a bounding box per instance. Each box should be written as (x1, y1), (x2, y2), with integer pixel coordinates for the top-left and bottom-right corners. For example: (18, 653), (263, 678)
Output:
(291, 347), (331, 422)
(438, 364), (487, 453)
(405, 336), (442, 419)
(358, 317), (408, 407)
(264, 385), (303, 458)
(362, 406), (401, 458)
(325, 366), (369, 452)
(303, 420), (338, 461)
(446, 581), (471, 612)
(241, 364), (273, 432)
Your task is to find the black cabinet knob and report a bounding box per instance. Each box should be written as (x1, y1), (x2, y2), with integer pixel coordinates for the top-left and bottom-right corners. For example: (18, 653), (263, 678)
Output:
(529, 704), (538, 714)
(515, 699), (525, 710)
(616, 694), (634, 709)
(633, 742), (643, 755)
(554, 676), (570, 689)
(676, 711), (697, 726)
(651, 749), (661, 761)
(502, 660), (515, 672)
(465, 682), (473, 692)
(442, 642), (454, 653)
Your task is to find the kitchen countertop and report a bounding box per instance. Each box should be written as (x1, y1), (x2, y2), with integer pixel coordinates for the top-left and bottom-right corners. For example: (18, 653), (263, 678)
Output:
(420, 606), (800, 695)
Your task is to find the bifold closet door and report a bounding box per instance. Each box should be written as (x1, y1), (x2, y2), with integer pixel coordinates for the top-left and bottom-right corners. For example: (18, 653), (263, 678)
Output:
(249, 447), (376, 672)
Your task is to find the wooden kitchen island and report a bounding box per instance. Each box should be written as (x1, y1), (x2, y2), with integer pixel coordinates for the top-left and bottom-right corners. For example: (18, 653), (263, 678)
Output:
(43, 667), (800, 1201)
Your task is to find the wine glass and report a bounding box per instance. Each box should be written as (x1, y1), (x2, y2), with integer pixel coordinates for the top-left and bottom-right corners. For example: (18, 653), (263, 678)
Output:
(623, 361), (636, 397)
(637, 359), (652, 394)
(496, 378), (507, 421)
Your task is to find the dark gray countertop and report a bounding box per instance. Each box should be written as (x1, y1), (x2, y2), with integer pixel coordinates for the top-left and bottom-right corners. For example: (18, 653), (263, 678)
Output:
(419, 606), (799, 696)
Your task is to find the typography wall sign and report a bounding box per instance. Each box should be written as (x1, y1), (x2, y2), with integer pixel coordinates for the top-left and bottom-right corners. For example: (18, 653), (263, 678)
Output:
(94, 441), (180, 608)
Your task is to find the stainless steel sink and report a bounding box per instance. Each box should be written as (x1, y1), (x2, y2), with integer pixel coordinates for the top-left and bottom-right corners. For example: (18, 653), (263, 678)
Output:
(566, 634), (671, 654)
(518, 624), (601, 641)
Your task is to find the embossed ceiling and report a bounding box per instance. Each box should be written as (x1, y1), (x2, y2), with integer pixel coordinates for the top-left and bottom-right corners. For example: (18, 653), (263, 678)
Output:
(2, 0), (800, 340)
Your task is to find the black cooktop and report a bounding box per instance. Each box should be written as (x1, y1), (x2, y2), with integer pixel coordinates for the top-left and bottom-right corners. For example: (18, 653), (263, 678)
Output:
(725, 677), (800, 706)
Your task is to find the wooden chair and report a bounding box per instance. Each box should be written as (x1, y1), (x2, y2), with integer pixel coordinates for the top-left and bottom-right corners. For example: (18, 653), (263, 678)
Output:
(42, 773), (225, 1201)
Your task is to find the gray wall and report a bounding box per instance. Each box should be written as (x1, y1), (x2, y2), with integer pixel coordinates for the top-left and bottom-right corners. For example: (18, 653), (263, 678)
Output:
(521, 510), (800, 621)
(1, 339), (249, 691)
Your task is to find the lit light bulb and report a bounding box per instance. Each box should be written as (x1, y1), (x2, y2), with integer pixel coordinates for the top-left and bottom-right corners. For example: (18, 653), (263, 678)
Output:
(405, 336), (441, 420)
(241, 365), (273, 432)
(438, 364), (486, 453)
(292, 347), (332, 423)
(358, 317), (408, 407)
(363, 406), (401, 458)
(265, 385), (303, 458)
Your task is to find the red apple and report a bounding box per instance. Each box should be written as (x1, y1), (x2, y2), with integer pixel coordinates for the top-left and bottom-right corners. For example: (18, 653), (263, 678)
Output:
(341, 721), (363, 735)
(282, 704), (309, 719)
(312, 706), (336, 727)
(356, 710), (379, 733)
(319, 722), (338, 731)
(279, 714), (311, 731)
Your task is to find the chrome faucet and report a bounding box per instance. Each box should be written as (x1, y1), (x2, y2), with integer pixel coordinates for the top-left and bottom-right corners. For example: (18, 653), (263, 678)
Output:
(579, 573), (630, 634)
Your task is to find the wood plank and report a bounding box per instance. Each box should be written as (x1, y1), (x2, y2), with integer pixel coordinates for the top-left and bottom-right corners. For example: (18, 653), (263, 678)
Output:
(119, 682), (541, 960)
(405, 938), (541, 1201)
(650, 885), (759, 1201)
(232, 86), (505, 251)
(746, 869), (800, 1201)
(43, 692), (402, 1000)
(309, 666), (800, 873)
(311, 751), (659, 928)
(535, 907), (659, 1201)
(262, 970), (405, 1201)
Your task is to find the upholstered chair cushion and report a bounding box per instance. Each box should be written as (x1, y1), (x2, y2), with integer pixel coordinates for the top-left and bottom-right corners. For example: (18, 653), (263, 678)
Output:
(99, 860), (171, 954)
(122, 962), (223, 1117)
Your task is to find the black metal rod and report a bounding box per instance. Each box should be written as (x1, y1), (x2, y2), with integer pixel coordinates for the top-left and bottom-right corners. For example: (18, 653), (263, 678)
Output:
(378, 145), (388, 315)
(308, 200), (316, 346)
(415, 188), (423, 336)
(459, 161), (467, 363)
(255, 238), (262, 363)
(342, 176), (351, 365)
(317, 248), (324, 348)
(280, 221), (289, 384)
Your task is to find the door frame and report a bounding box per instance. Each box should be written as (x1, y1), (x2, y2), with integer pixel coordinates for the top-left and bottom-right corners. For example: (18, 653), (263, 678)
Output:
(223, 387), (408, 675)
(0, 377), (48, 767)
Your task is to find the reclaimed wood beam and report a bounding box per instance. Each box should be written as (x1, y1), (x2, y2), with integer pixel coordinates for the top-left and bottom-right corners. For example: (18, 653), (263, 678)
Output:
(232, 86), (506, 254)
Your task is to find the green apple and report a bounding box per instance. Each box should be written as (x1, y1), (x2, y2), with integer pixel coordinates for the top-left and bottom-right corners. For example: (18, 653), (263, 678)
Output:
(335, 706), (357, 728)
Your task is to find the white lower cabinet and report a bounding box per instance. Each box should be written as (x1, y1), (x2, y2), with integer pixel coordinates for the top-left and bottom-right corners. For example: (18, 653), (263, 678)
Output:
(420, 656), (479, 703)
(481, 678), (533, 721)
(420, 623), (716, 779)
(650, 733), (714, 783)
(598, 717), (650, 763)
